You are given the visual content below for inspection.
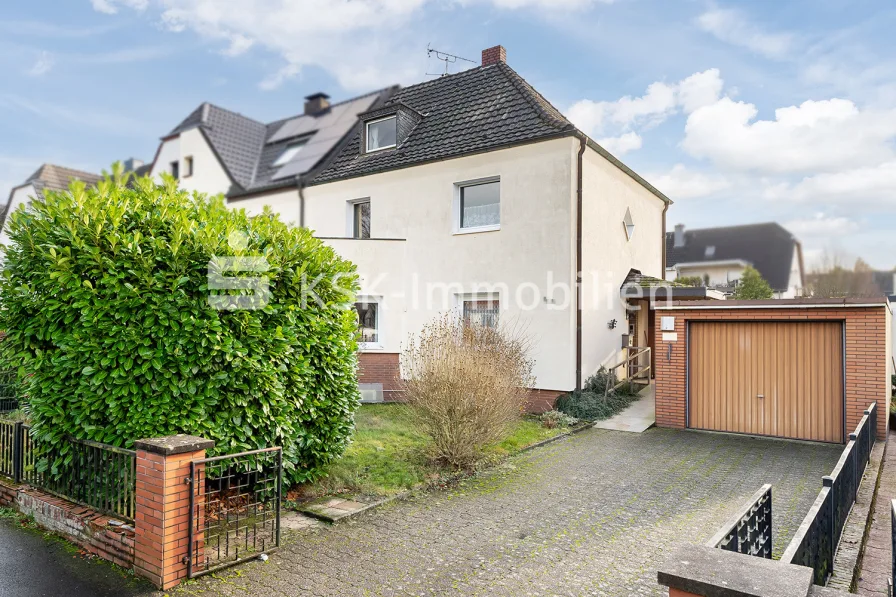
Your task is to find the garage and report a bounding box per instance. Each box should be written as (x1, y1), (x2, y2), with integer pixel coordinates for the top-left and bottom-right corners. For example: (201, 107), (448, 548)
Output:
(688, 321), (843, 443)
(653, 298), (892, 443)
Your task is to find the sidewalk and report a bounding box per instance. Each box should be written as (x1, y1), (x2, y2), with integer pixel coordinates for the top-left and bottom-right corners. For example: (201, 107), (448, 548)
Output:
(0, 515), (151, 597)
(857, 430), (896, 596)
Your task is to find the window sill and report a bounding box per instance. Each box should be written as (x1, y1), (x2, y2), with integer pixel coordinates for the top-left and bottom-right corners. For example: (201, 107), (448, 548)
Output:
(453, 224), (500, 236)
(359, 343), (384, 351)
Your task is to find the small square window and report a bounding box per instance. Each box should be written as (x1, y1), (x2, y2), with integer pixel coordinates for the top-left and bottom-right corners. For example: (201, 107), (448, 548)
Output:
(184, 156), (194, 177)
(274, 140), (307, 166)
(170, 161), (179, 180)
(353, 201), (371, 239)
(354, 301), (379, 345)
(705, 245), (716, 258)
(459, 181), (500, 230)
(366, 116), (397, 152)
(462, 298), (499, 328)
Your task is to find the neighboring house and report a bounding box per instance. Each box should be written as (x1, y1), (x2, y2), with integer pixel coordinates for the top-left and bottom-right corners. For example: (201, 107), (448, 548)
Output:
(279, 46), (670, 407)
(665, 222), (805, 298)
(145, 88), (396, 223)
(0, 164), (103, 250)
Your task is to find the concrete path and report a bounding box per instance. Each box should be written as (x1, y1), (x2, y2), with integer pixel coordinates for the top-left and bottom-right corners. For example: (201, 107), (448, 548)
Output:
(0, 515), (149, 597)
(593, 382), (656, 433)
(174, 427), (840, 597)
(857, 431), (896, 596)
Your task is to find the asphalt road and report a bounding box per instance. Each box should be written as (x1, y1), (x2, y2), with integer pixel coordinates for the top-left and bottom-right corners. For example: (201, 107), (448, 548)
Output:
(0, 516), (151, 597)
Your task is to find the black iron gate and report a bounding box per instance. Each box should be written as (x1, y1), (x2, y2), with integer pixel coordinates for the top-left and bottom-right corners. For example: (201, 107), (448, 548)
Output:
(186, 447), (282, 578)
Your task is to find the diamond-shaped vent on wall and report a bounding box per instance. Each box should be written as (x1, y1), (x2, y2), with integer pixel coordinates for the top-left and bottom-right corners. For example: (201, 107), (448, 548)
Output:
(623, 207), (635, 240)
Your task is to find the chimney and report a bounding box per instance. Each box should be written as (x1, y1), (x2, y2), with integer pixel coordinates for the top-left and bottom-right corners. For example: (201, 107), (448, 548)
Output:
(123, 158), (144, 173)
(304, 92), (331, 116)
(673, 224), (685, 248)
(481, 45), (507, 67)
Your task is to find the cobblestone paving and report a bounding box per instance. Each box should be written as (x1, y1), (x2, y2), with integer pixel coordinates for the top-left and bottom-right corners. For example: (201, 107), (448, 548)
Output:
(172, 428), (841, 597)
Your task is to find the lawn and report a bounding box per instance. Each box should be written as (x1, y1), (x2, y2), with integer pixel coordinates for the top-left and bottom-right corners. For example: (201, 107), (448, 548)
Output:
(292, 404), (570, 500)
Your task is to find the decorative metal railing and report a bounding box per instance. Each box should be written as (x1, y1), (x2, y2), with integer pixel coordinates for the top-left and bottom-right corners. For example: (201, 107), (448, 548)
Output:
(0, 421), (136, 521)
(782, 402), (877, 585)
(707, 484), (772, 558)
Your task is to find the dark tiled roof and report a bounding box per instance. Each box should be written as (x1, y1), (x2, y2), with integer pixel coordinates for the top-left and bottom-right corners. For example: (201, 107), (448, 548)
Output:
(665, 222), (799, 292)
(169, 103), (267, 190)
(23, 164), (102, 195)
(310, 62), (575, 185)
(166, 90), (394, 197)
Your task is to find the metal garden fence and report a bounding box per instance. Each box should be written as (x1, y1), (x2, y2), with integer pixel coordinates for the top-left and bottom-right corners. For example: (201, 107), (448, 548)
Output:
(707, 484), (772, 558)
(0, 420), (136, 521)
(187, 447), (282, 578)
(0, 370), (19, 414)
(781, 402), (878, 585)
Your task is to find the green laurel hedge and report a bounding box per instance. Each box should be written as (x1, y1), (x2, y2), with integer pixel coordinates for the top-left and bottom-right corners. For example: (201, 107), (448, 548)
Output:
(0, 166), (361, 484)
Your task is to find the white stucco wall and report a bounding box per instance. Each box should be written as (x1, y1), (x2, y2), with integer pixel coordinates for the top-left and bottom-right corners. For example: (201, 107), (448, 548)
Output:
(149, 129), (233, 197)
(307, 137), (578, 391)
(580, 146), (666, 379)
(0, 184), (36, 251)
(780, 246), (804, 298)
(227, 189), (301, 226)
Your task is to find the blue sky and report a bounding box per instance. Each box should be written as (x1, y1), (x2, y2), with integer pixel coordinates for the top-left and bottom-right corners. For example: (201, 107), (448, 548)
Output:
(2, 0), (895, 268)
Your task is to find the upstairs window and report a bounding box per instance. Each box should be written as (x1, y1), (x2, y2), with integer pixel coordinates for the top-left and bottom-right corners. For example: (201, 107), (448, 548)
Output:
(184, 156), (194, 177)
(458, 180), (500, 231)
(170, 161), (179, 180)
(366, 116), (397, 152)
(273, 140), (307, 166)
(353, 200), (371, 239)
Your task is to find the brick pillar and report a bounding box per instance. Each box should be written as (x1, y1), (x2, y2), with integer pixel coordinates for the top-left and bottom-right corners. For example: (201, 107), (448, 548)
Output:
(133, 434), (215, 590)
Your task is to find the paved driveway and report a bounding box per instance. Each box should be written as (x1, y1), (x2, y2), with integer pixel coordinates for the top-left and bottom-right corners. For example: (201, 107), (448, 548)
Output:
(173, 428), (841, 597)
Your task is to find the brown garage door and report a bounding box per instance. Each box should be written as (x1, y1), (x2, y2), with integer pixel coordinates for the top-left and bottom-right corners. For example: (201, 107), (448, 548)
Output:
(689, 321), (843, 443)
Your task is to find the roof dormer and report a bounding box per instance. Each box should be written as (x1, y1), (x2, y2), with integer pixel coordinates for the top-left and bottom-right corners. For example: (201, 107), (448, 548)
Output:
(358, 102), (422, 154)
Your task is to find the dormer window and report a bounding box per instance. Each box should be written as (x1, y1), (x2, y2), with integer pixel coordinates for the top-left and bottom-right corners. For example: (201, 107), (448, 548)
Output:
(274, 140), (307, 166)
(366, 116), (397, 152)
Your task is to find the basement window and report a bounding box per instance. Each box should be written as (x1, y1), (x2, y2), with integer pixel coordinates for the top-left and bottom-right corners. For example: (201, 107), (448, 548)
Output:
(366, 116), (397, 152)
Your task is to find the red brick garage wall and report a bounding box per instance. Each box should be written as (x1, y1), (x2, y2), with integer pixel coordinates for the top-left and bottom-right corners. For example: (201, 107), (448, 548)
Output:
(654, 301), (890, 441)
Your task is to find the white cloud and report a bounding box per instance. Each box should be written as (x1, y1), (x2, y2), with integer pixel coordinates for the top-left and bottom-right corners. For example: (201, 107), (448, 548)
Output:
(696, 7), (793, 59)
(92, 0), (609, 91)
(27, 51), (54, 77)
(91, 0), (148, 14)
(765, 161), (896, 205)
(784, 213), (859, 238)
(597, 132), (642, 156)
(567, 68), (723, 147)
(488, 0), (614, 7)
(647, 164), (730, 200)
(682, 97), (896, 175)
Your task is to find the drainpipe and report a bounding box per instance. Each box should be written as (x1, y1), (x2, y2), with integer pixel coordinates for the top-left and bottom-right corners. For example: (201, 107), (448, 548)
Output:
(297, 177), (306, 228)
(661, 202), (669, 280)
(575, 134), (586, 393)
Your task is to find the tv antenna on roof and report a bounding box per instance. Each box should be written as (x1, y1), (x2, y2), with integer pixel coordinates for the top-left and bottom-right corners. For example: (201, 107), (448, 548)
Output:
(426, 43), (476, 77)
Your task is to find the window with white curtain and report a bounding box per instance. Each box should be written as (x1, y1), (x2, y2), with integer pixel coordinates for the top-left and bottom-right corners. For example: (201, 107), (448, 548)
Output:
(366, 116), (397, 152)
(458, 180), (500, 230)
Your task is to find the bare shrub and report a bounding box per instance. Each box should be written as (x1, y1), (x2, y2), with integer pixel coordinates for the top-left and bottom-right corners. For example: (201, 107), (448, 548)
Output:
(400, 314), (535, 468)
